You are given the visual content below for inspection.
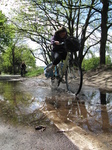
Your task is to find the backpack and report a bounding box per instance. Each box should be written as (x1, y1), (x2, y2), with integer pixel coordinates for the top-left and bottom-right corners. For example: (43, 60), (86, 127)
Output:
(65, 36), (80, 52)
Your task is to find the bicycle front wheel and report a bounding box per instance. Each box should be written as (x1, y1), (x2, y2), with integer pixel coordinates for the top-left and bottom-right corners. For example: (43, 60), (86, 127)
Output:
(66, 61), (83, 95)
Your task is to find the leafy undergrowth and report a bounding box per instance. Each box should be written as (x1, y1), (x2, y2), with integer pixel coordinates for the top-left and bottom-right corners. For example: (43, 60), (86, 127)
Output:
(26, 67), (44, 77)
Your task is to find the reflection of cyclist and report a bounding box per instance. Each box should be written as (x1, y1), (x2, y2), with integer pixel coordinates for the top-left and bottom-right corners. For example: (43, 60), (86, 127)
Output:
(20, 61), (26, 77)
(47, 26), (67, 72)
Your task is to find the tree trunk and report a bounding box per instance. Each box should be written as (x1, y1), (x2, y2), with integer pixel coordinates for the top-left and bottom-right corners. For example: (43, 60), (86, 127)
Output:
(12, 46), (15, 74)
(100, 0), (109, 65)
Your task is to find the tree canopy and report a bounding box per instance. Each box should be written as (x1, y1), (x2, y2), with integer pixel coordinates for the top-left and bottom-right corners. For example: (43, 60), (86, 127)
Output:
(0, 10), (36, 74)
(0, 0), (112, 70)
(0, 11), (13, 52)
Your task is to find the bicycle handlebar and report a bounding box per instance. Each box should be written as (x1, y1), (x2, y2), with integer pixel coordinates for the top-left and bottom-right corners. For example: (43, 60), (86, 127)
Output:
(58, 42), (65, 45)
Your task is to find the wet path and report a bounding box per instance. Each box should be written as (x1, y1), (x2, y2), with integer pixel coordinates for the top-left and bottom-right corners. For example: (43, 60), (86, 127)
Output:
(0, 77), (112, 149)
(0, 79), (79, 150)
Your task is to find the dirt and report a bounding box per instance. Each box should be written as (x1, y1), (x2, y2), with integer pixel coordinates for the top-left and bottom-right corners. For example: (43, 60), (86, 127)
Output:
(83, 65), (112, 92)
(0, 66), (112, 150)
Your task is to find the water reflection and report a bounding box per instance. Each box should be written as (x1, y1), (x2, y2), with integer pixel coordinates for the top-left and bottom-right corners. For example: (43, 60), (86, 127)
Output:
(0, 81), (112, 134)
(0, 81), (49, 126)
(100, 93), (106, 104)
(45, 89), (112, 134)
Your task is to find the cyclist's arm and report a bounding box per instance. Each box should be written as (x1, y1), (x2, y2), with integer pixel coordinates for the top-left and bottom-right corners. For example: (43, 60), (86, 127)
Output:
(51, 36), (55, 45)
(51, 35), (59, 45)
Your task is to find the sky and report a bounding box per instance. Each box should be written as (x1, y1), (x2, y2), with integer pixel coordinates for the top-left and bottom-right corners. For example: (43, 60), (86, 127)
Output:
(0, 0), (45, 66)
(0, 0), (18, 16)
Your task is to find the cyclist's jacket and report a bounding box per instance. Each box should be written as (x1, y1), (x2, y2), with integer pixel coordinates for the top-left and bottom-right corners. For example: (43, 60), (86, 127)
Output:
(51, 34), (67, 52)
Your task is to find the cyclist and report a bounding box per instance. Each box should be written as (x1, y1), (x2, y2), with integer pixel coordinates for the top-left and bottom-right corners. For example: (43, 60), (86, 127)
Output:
(46, 26), (67, 73)
(20, 61), (26, 77)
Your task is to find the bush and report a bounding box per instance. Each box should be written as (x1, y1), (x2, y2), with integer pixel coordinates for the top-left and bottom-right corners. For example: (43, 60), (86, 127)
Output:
(26, 67), (44, 77)
(82, 57), (100, 71)
(82, 56), (112, 71)
(106, 55), (111, 64)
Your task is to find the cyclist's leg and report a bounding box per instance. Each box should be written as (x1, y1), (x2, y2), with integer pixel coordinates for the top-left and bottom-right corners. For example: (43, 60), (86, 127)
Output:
(47, 51), (61, 73)
(53, 51), (60, 74)
(46, 51), (56, 73)
(52, 51), (61, 65)
(58, 51), (67, 82)
(50, 51), (61, 88)
(50, 51), (67, 88)
(60, 51), (67, 60)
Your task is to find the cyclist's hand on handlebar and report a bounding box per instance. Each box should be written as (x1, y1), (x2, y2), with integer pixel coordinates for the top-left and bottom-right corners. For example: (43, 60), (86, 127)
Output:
(54, 41), (60, 45)
(54, 41), (64, 45)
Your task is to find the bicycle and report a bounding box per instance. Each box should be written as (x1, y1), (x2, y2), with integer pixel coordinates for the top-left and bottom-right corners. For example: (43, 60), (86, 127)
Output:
(44, 36), (83, 96)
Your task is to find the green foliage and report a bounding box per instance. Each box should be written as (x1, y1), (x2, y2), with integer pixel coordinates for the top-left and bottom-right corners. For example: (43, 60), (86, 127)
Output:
(82, 57), (100, 71)
(17, 46), (36, 68)
(1, 45), (36, 74)
(106, 55), (111, 64)
(26, 67), (44, 77)
(1, 47), (12, 73)
(0, 11), (7, 51)
(0, 11), (14, 51)
(82, 56), (112, 71)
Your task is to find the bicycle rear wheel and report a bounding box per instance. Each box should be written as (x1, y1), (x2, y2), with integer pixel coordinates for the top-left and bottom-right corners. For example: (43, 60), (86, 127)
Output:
(66, 61), (83, 95)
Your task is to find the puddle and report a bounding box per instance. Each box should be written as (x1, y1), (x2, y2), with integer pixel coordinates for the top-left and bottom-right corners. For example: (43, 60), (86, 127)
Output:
(78, 87), (112, 133)
(0, 81), (50, 126)
(45, 88), (112, 134)
(0, 80), (112, 135)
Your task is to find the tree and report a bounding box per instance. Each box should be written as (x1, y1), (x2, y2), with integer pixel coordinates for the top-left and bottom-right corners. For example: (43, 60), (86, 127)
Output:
(10, 0), (102, 64)
(0, 11), (11, 52)
(1, 45), (36, 74)
(11, 39), (18, 74)
(6, 0), (112, 67)
(100, 0), (109, 65)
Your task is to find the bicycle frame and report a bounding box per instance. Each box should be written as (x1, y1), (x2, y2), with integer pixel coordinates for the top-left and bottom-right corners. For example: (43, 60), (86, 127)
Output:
(54, 51), (82, 95)
(57, 52), (70, 79)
